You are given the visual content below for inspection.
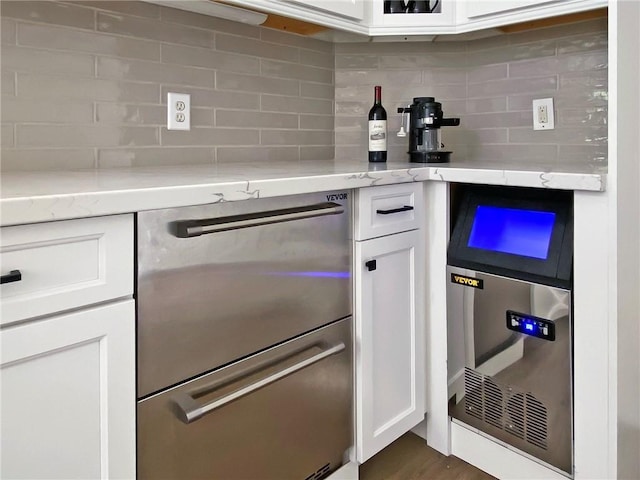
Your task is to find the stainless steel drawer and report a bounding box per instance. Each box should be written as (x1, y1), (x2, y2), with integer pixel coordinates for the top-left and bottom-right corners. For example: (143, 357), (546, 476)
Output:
(137, 317), (353, 480)
(136, 192), (352, 398)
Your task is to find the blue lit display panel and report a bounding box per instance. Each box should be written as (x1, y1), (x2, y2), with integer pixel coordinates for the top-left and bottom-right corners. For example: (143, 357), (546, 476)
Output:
(467, 206), (556, 260)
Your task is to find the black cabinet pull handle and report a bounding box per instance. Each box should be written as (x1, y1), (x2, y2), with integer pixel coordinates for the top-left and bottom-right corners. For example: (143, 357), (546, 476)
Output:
(376, 205), (414, 215)
(1, 270), (22, 284)
(365, 260), (377, 271)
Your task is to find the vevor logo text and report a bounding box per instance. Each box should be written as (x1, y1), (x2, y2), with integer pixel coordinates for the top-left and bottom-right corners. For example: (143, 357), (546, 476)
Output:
(450, 273), (483, 289)
(327, 193), (348, 201)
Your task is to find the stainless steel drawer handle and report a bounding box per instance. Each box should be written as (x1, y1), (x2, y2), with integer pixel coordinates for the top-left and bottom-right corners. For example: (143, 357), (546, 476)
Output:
(1, 270), (22, 285)
(173, 202), (344, 238)
(173, 342), (346, 424)
(376, 205), (414, 215)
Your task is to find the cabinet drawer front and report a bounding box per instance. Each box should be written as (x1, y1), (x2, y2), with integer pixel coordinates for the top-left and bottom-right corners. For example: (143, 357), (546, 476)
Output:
(0, 215), (133, 326)
(355, 183), (424, 240)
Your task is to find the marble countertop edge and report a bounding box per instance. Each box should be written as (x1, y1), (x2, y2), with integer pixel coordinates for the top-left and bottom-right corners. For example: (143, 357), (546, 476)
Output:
(0, 161), (607, 227)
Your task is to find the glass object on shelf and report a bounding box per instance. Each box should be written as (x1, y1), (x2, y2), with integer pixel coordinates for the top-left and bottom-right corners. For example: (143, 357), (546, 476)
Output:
(383, 1), (406, 13)
(406, 0), (441, 13)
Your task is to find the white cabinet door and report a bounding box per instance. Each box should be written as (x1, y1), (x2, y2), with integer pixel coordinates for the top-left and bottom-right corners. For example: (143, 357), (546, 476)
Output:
(355, 229), (425, 463)
(0, 300), (136, 480)
(286, 0), (364, 20)
(465, 0), (560, 18)
(457, 0), (606, 31)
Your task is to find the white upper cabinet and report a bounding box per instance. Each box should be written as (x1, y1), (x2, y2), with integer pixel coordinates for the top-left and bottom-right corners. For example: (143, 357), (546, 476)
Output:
(285, 0), (365, 20)
(368, 0), (456, 36)
(456, 0), (607, 32)
(146, 0), (606, 37)
(465, 0), (561, 19)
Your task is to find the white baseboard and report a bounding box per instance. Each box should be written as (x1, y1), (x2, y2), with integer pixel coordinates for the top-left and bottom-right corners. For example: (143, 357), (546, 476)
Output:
(327, 461), (358, 480)
(451, 421), (569, 480)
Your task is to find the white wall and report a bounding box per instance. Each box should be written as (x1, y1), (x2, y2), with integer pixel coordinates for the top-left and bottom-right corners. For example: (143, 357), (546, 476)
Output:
(612, 1), (640, 478)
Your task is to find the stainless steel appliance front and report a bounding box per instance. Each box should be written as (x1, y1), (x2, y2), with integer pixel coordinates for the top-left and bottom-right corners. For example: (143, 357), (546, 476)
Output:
(447, 266), (573, 476)
(138, 318), (352, 480)
(136, 191), (353, 479)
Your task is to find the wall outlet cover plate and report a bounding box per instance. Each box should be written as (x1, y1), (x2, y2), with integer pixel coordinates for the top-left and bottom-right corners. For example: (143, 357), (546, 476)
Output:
(532, 98), (555, 131)
(167, 92), (191, 131)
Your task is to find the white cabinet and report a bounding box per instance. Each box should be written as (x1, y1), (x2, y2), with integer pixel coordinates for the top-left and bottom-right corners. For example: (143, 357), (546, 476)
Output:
(367, 0), (605, 37)
(0, 215), (135, 480)
(368, 0), (456, 36)
(354, 183), (425, 463)
(0, 301), (136, 480)
(0, 215), (133, 326)
(464, 0), (559, 18)
(456, 0), (607, 32)
(286, 0), (364, 20)
(153, 0), (368, 34)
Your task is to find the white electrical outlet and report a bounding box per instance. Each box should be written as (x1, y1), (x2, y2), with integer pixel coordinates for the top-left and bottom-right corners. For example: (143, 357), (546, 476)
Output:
(532, 98), (555, 130)
(167, 92), (190, 131)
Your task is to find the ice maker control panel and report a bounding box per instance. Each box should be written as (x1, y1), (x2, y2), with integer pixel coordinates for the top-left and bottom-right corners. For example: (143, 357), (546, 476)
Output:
(506, 310), (555, 341)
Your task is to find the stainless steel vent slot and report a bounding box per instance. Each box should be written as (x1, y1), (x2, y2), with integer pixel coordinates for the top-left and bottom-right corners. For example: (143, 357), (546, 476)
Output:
(462, 368), (551, 455)
(305, 462), (331, 480)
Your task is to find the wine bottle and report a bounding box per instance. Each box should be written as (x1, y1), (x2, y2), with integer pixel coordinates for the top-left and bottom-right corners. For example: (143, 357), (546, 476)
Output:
(368, 85), (387, 163)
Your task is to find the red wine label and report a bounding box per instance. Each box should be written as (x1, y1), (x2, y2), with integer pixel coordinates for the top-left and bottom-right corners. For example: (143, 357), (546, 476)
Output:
(368, 120), (387, 151)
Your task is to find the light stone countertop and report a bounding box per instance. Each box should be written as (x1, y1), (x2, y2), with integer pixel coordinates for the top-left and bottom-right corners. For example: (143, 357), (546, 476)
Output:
(0, 159), (606, 226)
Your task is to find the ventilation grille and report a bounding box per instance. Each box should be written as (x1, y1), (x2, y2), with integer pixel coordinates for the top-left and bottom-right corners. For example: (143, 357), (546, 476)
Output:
(463, 368), (548, 450)
(304, 462), (331, 480)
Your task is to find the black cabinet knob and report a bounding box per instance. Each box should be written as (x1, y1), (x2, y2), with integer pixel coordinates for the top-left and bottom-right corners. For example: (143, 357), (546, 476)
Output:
(365, 260), (377, 271)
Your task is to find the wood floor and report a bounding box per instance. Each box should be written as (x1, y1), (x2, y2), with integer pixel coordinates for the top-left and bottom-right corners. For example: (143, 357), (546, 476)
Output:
(359, 432), (495, 480)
